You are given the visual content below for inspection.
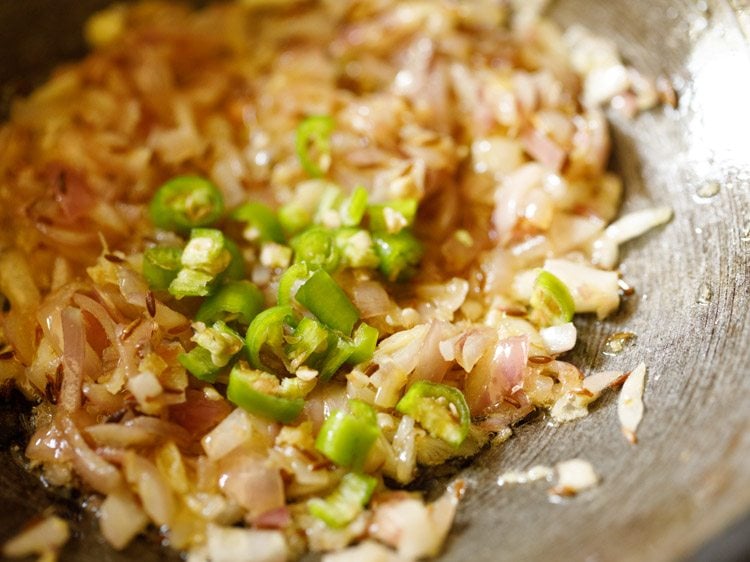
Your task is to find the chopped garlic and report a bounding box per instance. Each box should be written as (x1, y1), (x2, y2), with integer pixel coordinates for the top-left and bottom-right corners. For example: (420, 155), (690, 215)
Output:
(618, 362), (647, 443)
(551, 458), (599, 496)
(259, 242), (292, 269)
(383, 207), (409, 233)
(192, 321), (244, 367)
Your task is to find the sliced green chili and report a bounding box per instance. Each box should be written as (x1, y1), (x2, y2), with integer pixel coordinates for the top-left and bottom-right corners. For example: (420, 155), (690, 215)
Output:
(346, 323), (379, 365)
(245, 305), (296, 373)
(148, 176), (224, 233)
(178, 347), (219, 383)
(295, 269), (359, 336)
(395, 381), (470, 447)
(278, 203), (312, 237)
(142, 246), (182, 291)
(196, 281), (264, 326)
(315, 400), (379, 470)
(314, 185), (344, 225)
(180, 228), (231, 276)
(296, 115), (334, 178)
(277, 262), (310, 306)
(227, 364), (304, 423)
(290, 227), (340, 272)
(219, 237), (245, 282)
(232, 201), (285, 244)
(168, 268), (215, 298)
(530, 270), (575, 327)
(372, 230), (423, 282)
(317, 333), (353, 381)
(308, 472), (377, 528)
(368, 199), (418, 233)
(339, 186), (368, 227)
(285, 316), (329, 373)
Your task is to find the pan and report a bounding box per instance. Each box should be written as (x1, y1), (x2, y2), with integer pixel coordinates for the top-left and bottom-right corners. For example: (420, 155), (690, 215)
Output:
(0, 1), (748, 561)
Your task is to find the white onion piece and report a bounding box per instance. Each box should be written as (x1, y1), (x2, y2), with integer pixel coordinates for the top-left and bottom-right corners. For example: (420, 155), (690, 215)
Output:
(218, 451), (285, 519)
(85, 423), (157, 448)
(59, 416), (123, 494)
(2, 515), (69, 559)
(618, 362), (647, 444)
(490, 335), (529, 398)
(551, 458), (599, 495)
(322, 540), (405, 562)
(522, 128), (565, 172)
(371, 482), (461, 560)
(60, 307), (85, 412)
(539, 322), (577, 355)
(205, 524), (287, 562)
(99, 490), (149, 550)
(123, 452), (175, 526)
(202, 408), (255, 460)
(592, 207), (673, 268)
(582, 370), (625, 398)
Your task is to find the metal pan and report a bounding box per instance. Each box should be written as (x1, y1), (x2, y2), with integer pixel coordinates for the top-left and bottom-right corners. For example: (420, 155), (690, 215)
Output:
(1, 1), (748, 560)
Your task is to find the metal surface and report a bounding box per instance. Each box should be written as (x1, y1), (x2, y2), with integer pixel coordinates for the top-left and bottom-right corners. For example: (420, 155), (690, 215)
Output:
(1, 1), (749, 561)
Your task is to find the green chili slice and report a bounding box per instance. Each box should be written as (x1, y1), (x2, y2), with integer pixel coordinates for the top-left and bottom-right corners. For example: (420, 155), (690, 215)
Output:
(278, 203), (312, 237)
(227, 364), (304, 423)
(317, 333), (354, 381)
(245, 305), (296, 373)
(196, 281), (264, 327)
(277, 262), (310, 306)
(372, 230), (424, 282)
(295, 115), (334, 178)
(218, 237), (245, 282)
(285, 316), (329, 373)
(346, 322), (379, 365)
(339, 186), (368, 227)
(168, 268), (215, 298)
(295, 269), (359, 336)
(308, 472), (377, 528)
(290, 227), (340, 272)
(315, 400), (379, 470)
(148, 176), (224, 233)
(530, 270), (575, 327)
(142, 246), (182, 291)
(232, 201), (285, 244)
(368, 199), (418, 233)
(178, 347), (219, 383)
(395, 381), (470, 447)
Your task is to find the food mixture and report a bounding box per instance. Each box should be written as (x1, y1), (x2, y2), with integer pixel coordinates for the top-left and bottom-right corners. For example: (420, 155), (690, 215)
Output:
(0, 1), (673, 560)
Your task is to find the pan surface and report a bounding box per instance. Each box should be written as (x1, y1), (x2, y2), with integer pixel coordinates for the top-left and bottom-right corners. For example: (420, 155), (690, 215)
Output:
(0, 1), (748, 561)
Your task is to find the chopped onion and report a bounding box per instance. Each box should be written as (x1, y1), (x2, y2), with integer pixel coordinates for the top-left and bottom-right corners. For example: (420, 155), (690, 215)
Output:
(123, 451), (176, 526)
(322, 540), (404, 562)
(591, 207), (673, 269)
(539, 322), (577, 355)
(582, 370), (625, 397)
(521, 128), (566, 172)
(218, 450), (285, 519)
(99, 489), (149, 550)
(202, 408), (256, 460)
(2, 515), (69, 559)
(59, 416), (123, 494)
(85, 423), (156, 448)
(370, 482), (461, 559)
(618, 362), (646, 444)
(205, 524), (287, 562)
